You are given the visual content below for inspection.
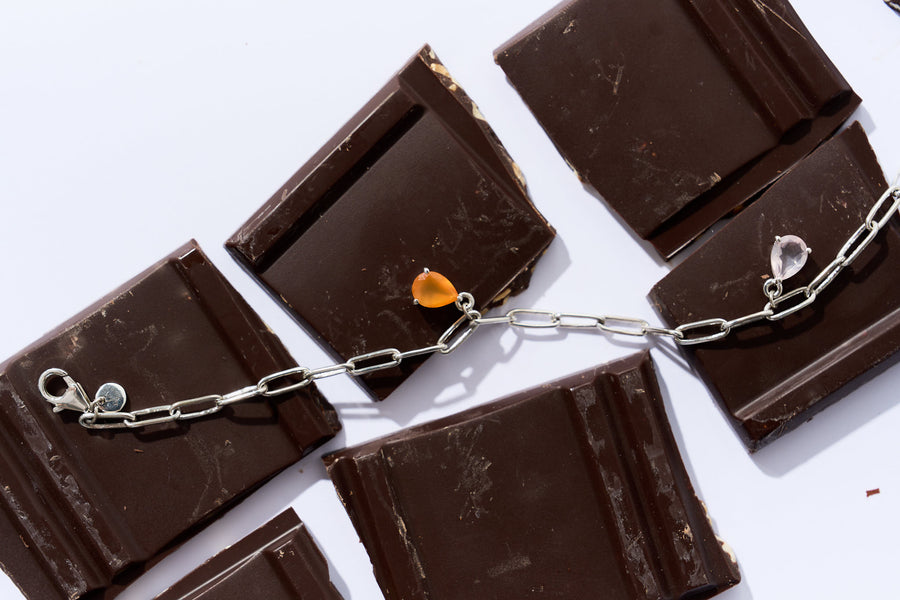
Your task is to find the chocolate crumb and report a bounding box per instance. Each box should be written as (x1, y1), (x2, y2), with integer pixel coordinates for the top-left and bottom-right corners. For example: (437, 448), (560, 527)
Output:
(866, 488), (881, 498)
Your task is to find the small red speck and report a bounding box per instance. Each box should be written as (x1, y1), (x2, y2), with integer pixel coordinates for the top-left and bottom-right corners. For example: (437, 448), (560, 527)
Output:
(866, 488), (881, 498)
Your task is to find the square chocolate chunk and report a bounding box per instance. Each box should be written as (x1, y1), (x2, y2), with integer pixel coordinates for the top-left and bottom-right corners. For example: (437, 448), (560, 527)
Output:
(649, 123), (898, 451)
(325, 352), (740, 599)
(227, 45), (555, 401)
(496, 0), (859, 258)
(0, 241), (340, 600)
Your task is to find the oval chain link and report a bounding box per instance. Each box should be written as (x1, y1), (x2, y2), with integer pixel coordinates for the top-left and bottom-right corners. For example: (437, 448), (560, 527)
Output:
(67, 183), (898, 430)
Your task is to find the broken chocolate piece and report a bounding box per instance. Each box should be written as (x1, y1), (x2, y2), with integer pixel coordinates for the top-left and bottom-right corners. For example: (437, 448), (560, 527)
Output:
(324, 351), (740, 599)
(495, 0), (860, 258)
(155, 509), (343, 600)
(227, 44), (555, 401)
(649, 123), (898, 451)
(0, 241), (340, 600)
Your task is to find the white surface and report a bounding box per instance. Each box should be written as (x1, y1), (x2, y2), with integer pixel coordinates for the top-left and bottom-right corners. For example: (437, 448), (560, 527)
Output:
(1, 2), (898, 599)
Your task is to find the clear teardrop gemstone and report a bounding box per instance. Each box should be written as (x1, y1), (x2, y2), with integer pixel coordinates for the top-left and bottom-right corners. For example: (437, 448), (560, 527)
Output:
(770, 235), (810, 281)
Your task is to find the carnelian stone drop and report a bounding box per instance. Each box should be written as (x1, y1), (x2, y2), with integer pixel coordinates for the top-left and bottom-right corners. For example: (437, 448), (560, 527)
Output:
(411, 270), (458, 308)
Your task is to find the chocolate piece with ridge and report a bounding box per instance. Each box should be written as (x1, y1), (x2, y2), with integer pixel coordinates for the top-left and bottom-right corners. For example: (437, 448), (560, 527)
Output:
(227, 44), (555, 401)
(495, 0), (860, 258)
(155, 509), (343, 600)
(0, 241), (340, 600)
(649, 123), (897, 451)
(324, 352), (740, 599)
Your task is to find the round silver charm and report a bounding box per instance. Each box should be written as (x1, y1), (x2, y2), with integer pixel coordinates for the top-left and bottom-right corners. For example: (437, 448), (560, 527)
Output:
(95, 383), (127, 412)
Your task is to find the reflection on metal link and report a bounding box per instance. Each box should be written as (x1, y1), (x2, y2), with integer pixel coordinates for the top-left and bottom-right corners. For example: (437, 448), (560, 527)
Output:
(39, 183), (900, 430)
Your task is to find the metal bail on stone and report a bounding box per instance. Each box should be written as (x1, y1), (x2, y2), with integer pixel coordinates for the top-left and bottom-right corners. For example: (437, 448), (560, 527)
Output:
(770, 235), (812, 281)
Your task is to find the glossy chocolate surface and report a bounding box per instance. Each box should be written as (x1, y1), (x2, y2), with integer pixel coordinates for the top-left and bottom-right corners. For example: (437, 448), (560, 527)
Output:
(156, 509), (343, 600)
(325, 352), (740, 599)
(649, 123), (897, 451)
(227, 45), (555, 400)
(0, 241), (340, 600)
(495, 0), (859, 258)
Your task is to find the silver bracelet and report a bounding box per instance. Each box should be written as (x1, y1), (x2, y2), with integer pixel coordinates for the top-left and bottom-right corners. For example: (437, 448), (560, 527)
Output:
(37, 183), (900, 431)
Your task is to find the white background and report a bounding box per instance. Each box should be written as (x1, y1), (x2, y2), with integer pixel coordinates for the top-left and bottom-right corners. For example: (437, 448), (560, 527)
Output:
(1, 2), (899, 599)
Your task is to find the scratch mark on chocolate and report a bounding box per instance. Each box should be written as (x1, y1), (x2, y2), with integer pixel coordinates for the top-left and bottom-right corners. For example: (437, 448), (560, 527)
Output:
(449, 424), (494, 520)
(601, 465), (657, 592)
(708, 272), (757, 296)
(563, 19), (576, 35)
(751, 0), (806, 40)
(487, 554), (532, 578)
(592, 57), (626, 99)
(744, 47), (757, 70)
(132, 323), (159, 356)
(611, 64), (624, 95)
(187, 437), (231, 520)
(392, 507), (427, 581)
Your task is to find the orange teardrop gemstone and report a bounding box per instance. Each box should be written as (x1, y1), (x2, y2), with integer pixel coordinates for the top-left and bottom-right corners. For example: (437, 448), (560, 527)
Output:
(411, 270), (458, 308)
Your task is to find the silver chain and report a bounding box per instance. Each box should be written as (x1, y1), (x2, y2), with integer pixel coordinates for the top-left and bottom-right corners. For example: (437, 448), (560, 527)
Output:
(38, 184), (900, 430)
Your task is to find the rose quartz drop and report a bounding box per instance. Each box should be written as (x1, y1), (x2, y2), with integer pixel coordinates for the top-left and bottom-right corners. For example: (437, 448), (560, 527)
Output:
(771, 235), (810, 281)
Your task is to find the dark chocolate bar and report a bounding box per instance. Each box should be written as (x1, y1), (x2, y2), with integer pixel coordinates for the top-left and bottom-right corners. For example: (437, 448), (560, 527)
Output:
(325, 352), (740, 599)
(155, 509), (343, 600)
(227, 45), (555, 401)
(495, 0), (860, 258)
(649, 123), (897, 451)
(0, 241), (340, 600)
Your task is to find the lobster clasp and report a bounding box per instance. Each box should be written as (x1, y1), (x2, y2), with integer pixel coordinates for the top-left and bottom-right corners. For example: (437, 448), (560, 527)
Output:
(38, 368), (90, 413)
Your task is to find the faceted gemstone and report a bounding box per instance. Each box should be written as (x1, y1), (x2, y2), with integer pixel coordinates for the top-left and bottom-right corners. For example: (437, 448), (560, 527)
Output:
(770, 235), (810, 281)
(411, 270), (458, 308)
